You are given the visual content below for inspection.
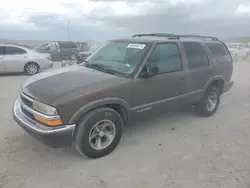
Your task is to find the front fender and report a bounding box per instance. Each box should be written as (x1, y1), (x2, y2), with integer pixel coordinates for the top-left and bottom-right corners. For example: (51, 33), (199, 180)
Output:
(69, 97), (131, 124)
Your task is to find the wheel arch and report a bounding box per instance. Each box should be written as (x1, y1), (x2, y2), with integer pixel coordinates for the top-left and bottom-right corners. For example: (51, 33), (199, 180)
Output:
(69, 97), (131, 125)
(204, 76), (225, 94)
(24, 61), (40, 71)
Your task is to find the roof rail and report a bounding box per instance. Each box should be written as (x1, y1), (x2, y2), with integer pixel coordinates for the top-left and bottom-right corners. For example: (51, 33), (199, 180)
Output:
(132, 33), (219, 41)
(176, 35), (219, 41)
(132, 33), (179, 39)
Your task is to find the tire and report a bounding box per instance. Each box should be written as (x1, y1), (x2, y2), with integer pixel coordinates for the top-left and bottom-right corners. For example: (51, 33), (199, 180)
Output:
(195, 86), (220, 117)
(73, 107), (123, 158)
(25, 63), (39, 75)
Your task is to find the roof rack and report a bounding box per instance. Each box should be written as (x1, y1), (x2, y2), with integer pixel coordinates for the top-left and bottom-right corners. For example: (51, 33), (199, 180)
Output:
(132, 33), (219, 41)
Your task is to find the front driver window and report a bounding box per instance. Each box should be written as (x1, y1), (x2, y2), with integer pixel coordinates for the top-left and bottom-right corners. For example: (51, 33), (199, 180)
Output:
(146, 43), (182, 74)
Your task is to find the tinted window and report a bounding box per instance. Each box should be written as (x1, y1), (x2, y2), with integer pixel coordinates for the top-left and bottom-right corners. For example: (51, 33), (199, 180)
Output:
(58, 42), (77, 49)
(0, 46), (3, 55)
(206, 42), (232, 63)
(5, 46), (26, 55)
(147, 43), (182, 73)
(183, 42), (209, 69)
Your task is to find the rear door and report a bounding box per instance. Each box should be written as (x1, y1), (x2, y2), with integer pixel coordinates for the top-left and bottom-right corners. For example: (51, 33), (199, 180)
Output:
(0, 46), (4, 73)
(182, 42), (213, 103)
(4, 46), (28, 72)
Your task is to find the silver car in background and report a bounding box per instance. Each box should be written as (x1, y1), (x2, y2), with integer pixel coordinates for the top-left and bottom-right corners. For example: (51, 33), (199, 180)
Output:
(0, 45), (53, 75)
(226, 43), (249, 61)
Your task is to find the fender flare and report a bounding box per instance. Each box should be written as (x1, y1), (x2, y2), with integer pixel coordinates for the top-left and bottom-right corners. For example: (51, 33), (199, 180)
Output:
(69, 97), (131, 124)
(204, 75), (225, 93)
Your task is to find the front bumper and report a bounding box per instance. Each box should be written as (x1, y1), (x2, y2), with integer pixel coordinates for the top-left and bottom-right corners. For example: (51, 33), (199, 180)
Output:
(12, 99), (76, 148)
(223, 81), (234, 93)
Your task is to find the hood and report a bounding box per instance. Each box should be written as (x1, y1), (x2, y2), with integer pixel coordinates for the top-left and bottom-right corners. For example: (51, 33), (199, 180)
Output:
(21, 65), (121, 104)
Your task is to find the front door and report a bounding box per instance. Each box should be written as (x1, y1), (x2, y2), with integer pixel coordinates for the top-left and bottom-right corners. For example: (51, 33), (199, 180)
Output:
(4, 46), (28, 72)
(132, 42), (187, 115)
(0, 46), (4, 73)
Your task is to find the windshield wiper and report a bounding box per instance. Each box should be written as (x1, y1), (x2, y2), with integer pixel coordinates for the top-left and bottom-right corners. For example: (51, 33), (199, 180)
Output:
(81, 62), (126, 76)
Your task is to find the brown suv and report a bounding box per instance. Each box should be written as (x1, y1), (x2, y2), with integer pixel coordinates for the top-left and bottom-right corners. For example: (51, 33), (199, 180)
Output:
(12, 33), (234, 158)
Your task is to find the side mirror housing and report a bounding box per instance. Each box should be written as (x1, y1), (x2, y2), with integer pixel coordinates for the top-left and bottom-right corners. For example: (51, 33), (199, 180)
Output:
(139, 64), (159, 78)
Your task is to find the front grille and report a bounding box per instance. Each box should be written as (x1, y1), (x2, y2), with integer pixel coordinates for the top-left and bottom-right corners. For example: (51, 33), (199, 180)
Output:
(21, 94), (33, 108)
(21, 106), (35, 120)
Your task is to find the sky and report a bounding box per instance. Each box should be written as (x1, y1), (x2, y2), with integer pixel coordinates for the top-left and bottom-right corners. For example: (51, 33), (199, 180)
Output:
(0, 0), (249, 41)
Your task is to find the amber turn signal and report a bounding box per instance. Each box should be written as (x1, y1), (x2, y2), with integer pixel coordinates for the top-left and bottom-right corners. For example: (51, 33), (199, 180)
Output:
(34, 115), (63, 126)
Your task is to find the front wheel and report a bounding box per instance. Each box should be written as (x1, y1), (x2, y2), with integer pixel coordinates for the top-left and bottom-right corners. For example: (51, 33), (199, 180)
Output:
(25, 63), (39, 75)
(195, 86), (220, 117)
(73, 107), (123, 158)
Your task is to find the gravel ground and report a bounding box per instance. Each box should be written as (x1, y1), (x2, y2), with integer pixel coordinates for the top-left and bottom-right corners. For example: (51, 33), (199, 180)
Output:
(0, 60), (250, 188)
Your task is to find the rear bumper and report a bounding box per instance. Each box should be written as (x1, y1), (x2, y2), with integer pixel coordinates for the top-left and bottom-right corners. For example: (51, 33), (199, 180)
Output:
(223, 81), (234, 93)
(12, 99), (75, 148)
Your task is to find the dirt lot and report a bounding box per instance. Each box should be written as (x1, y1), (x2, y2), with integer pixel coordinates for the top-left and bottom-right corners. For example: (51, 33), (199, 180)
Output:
(0, 61), (250, 188)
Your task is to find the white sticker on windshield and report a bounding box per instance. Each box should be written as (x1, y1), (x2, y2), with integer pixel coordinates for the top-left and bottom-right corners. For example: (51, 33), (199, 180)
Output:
(127, 44), (145, 49)
(125, 63), (131, 67)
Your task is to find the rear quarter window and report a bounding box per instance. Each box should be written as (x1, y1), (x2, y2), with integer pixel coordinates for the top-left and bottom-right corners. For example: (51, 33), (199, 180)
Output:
(206, 42), (232, 63)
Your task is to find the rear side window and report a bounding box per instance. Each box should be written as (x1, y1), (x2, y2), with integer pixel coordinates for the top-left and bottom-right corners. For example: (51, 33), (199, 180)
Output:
(0, 46), (3, 55)
(58, 42), (78, 49)
(183, 42), (209, 69)
(206, 42), (232, 63)
(5, 46), (27, 55)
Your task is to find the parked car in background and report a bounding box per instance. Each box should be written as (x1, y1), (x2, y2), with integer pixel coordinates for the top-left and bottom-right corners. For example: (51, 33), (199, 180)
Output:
(19, 43), (32, 49)
(226, 43), (249, 60)
(35, 41), (80, 61)
(76, 51), (93, 64)
(0, 44), (53, 75)
(76, 42), (91, 52)
(13, 33), (233, 158)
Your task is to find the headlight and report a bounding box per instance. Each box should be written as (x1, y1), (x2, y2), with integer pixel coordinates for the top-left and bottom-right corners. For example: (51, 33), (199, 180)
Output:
(33, 100), (58, 115)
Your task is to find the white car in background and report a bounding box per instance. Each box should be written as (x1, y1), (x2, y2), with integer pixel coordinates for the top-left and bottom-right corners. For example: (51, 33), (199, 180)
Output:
(0, 45), (53, 75)
(226, 43), (249, 61)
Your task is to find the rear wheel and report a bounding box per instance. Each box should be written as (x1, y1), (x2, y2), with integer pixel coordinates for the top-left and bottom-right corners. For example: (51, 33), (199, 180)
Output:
(25, 63), (39, 75)
(73, 107), (123, 158)
(195, 86), (220, 117)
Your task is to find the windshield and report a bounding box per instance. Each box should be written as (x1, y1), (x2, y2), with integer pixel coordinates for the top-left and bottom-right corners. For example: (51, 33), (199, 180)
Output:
(227, 44), (238, 48)
(85, 42), (149, 76)
(35, 43), (49, 51)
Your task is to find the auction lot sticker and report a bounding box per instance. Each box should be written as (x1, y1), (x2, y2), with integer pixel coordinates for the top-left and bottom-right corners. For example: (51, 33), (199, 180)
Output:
(127, 44), (146, 49)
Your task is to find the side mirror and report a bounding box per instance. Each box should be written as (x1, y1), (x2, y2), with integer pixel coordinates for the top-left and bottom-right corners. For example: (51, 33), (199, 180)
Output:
(139, 64), (159, 78)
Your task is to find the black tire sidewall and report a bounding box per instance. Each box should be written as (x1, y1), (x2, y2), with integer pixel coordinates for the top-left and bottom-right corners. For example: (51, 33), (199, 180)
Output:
(73, 107), (123, 158)
(196, 86), (220, 117)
